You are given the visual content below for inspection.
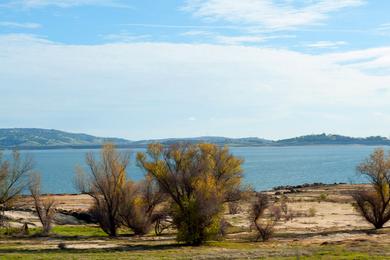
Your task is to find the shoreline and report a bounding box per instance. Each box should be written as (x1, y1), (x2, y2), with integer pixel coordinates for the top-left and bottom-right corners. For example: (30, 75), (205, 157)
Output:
(17, 181), (363, 197)
(2, 143), (390, 151)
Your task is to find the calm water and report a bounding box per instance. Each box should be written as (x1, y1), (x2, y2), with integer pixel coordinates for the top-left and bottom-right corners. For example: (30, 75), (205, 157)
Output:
(3, 145), (385, 194)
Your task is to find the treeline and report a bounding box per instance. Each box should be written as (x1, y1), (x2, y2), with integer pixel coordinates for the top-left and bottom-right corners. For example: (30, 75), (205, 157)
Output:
(0, 144), (389, 245)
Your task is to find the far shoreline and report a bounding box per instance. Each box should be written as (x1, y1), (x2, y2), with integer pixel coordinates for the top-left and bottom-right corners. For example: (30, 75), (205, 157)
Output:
(2, 143), (390, 151)
(19, 182), (367, 197)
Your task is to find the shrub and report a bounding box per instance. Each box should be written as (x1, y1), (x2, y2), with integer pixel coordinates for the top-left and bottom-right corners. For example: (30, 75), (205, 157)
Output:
(228, 202), (241, 215)
(118, 176), (164, 235)
(250, 193), (281, 242)
(308, 207), (316, 217)
(318, 193), (328, 202)
(58, 242), (67, 250)
(280, 195), (288, 215)
(352, 148), (390, 229)
(29, 173), (57, 236)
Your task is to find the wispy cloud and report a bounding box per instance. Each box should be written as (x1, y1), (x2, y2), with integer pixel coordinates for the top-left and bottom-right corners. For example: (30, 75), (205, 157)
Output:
(305, 41), (347, 49)
(376, 23), (390, 36)
(181, 30), (215, 37)
(214, 34), (295, 45)
(102, 33), (150, 43)
(326, 47), (390, 75)
(182, 29), (295, 45)
(214, 35), (266, 45)
(123, 23), (245, 30)
(0, 21), (41, 29)
(1, 0), (130, 9)
(183, 0), (365, 30)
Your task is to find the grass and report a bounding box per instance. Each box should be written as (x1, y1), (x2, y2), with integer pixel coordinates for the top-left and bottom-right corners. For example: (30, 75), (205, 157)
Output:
(51, 225), (108, 237)
(0, 225), (135, 238)
(0, 225), (389, 259)
(0, 242), (389, 259)
(0, 226), (389, 259)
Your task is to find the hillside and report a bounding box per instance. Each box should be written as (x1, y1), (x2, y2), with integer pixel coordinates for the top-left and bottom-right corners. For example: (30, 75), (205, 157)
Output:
(0, 128), (131, 148)
(1, 129), (390, 149)
(277, 133), (390, 146)
(132, 136), (273, 146)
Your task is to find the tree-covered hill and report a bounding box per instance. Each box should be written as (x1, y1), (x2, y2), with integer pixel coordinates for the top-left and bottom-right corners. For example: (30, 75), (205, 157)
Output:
(0, 128), (131, 148)
(1, 129), (390, 149)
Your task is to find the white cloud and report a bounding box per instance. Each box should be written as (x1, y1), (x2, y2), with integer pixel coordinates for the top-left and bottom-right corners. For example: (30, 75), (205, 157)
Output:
(376, 23), (390, 36)
(182, 30), (296, 45)
(181, 30), (215, 36)
(326, 47), (390, 74)
(0, 21), (41, 29)
(214, 35), (266, 45)
(123, 23), (243, 30)
(184, 0), (365, 30)
(305, 41), (347, 49)
(0, 34), (390, 139)
(102, 33), (150, 43)
(2, 0), (130, 8)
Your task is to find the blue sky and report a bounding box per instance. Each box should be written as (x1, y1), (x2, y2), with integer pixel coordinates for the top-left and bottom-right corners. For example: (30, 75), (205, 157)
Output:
(1, 0), (390, 140)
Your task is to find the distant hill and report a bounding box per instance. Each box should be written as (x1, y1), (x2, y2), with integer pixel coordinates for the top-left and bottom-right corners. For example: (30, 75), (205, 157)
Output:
(132, 136), (273, 146)
(277, 133), (390, 146)
(1, 129), (390, 149)
(0, 128), (131, 149)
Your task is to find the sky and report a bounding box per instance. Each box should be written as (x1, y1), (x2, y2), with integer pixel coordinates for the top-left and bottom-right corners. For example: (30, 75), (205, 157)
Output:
(1, 0), (390, 140)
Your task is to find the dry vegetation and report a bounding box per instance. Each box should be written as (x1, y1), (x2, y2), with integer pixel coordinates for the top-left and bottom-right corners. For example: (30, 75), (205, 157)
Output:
(1, 184), (389, 259)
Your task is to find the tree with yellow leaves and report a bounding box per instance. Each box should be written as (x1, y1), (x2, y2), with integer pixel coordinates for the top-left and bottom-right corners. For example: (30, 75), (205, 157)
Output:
(353, 148), (390, 229)
(137, 143), (243, 245)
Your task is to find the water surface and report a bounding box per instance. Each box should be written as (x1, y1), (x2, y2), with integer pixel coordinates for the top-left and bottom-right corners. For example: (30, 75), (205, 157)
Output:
(3, 145), (383, 194)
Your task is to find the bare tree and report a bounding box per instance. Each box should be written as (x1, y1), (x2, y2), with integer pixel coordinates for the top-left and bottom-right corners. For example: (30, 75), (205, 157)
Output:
(352, 148), (390, 229)
(75, 144), (130, 237)
(250, 193), (280, 242)
(29, 173), (56, 235)
(0, 150), (34, 225)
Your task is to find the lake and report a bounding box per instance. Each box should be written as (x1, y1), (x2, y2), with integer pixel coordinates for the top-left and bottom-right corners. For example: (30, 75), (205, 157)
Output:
(3, 145), (385, 194)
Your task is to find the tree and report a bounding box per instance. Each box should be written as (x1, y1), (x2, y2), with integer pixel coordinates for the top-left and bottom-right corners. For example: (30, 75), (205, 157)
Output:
(75, 144), (130, 237)
(137, 143), (243, 245)
(118, 175), (164, 235)
(29, 173), (57, 235)
(0, 150), (34, 217)
(352, 148), (390, 229)
(250, 193), (281, 241)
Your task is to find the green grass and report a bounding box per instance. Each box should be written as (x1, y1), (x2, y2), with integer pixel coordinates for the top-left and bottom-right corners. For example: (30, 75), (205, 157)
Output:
(0, 225), (136, 238)
(0, 244), (389, 260)
(51, 225), (108, 237)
